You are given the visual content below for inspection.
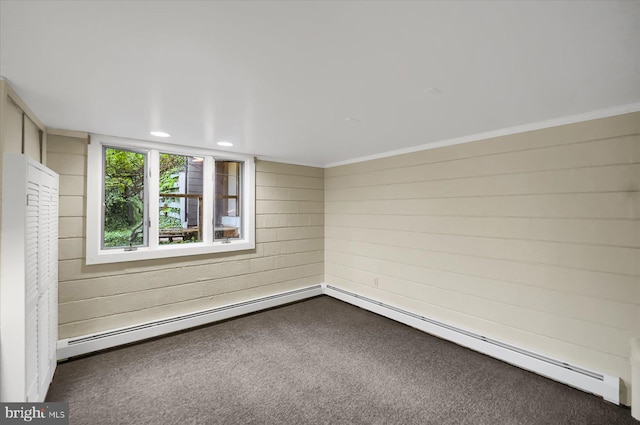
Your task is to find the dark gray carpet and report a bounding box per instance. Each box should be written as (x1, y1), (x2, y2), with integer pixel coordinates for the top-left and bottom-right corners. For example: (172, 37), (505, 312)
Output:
(47, 296), (636, 424)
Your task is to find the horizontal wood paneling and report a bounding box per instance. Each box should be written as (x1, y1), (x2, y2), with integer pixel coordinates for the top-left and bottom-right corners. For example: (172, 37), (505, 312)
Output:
(325, 112), (640, 405)
(325, 193), (639, 219)
(325, 113), (640, 178)
(47, 136), (324, 339)
(326, 275), (633, 393)
(58, 277), (319, 339)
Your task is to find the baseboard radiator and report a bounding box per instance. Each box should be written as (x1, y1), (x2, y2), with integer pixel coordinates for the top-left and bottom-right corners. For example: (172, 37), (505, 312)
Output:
(56, 282), (620, 405)
(57, 285), (323, 360)
(323, 284), (620, 405)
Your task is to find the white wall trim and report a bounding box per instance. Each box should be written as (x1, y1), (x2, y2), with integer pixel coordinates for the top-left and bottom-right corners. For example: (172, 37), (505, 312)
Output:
(57, 285), (323, 360)
(46, 128), (89, 140)
(322, 283), (620, 405)
(255, 155), (324, 169)
(85, 134), (256, 264)
(324, 103), (640, 168)
(56, 282), (621, 406)
(26, 104), (640, 170)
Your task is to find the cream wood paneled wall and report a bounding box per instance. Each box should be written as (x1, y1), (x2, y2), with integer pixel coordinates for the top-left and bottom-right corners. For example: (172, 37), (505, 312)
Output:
(46, 135), (324, 339)
(325, 112), (640, 405)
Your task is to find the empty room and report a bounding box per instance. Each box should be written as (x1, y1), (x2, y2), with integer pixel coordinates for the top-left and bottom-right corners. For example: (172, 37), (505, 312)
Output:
(0, 1), (639, 423)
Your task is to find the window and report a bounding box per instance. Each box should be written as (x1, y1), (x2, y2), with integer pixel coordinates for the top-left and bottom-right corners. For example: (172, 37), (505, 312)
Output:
(87, 135), (255, 264)
(214, 161), (242, 241)
(102, 147), (148, 249)
(158, 153), (203, 245)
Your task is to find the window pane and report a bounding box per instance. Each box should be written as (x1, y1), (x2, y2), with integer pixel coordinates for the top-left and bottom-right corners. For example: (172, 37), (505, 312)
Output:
(214, 161), (242, 241)
(103, 147), (146, 248)
(159, 154), (203, 244)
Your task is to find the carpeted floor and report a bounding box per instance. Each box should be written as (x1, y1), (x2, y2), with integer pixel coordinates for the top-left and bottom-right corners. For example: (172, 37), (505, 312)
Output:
(47, 296), (637, 424)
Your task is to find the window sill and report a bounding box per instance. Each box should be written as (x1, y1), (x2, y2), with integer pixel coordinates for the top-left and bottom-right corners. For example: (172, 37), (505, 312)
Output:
(85, 239), (255, 265)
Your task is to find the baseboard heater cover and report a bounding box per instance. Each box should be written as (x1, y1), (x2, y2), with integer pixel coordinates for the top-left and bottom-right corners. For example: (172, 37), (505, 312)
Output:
(323, 284), (620, 405)
(56, 282), (620, 405)
(57, 285), (323, 360)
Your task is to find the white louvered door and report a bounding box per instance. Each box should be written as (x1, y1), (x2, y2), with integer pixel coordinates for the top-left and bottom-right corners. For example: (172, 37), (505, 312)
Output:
(25, 179), (40, 401)
(1, 154), (59, 402)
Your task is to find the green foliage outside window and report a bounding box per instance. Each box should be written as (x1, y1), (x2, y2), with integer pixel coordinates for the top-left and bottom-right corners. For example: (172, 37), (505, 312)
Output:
(103, 148), (145, 247)
(104, 148), (204, 247)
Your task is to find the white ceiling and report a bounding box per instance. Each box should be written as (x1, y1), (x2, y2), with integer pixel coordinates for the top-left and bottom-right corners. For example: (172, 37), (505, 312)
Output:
(1, 1), (638, 167)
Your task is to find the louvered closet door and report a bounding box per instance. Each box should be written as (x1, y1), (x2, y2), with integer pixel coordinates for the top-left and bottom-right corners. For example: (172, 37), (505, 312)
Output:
(25, 178), (40, 402)
(30, 161), (58, 401)
(40, 172), (58, 391)
(1, 154), (58, 402)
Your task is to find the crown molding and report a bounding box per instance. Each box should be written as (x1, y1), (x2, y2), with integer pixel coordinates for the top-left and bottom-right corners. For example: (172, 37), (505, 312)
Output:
(324, 103), (640, 168)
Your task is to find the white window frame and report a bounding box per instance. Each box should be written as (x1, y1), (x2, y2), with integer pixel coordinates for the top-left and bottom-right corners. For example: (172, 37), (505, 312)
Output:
(86, 134), (255, 264)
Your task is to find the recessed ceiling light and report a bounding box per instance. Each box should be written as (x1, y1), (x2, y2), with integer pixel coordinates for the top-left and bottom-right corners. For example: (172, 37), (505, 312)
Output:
(150, 131), (170, 137)
(217, 141), (233, 147)
(344, 117), (360, 122)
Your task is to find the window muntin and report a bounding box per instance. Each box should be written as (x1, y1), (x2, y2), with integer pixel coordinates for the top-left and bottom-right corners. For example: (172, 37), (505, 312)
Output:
(102, 147), (147, 249)
(86, 135), (255, 264)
